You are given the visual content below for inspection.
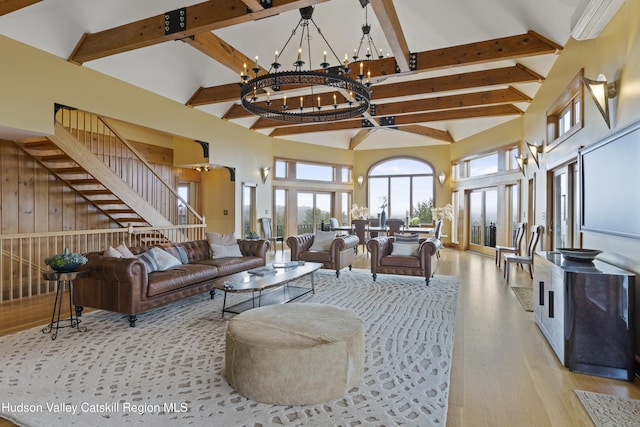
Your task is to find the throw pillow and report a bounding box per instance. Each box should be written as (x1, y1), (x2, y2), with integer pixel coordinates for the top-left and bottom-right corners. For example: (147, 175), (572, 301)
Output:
(206, 232), (237, 246)
(210, 243), (243, 259)
(309, 230), (336, 251)
(103, 246), (123, 258)
(137, 247), (181, 273)
(394, 233), (419, 243)
(161, 244), (189, 264)
(390, 242), (420, 257)
(152, 247), (182, 270)
(137, 249), (159, 273)
(115, 243), (136, 258)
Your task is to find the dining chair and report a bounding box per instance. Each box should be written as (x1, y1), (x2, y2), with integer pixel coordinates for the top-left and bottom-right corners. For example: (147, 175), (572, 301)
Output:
(329, 217), (340, 230)
(351, 219), (369, 254)
(429, 219), (444, 258)
(385, 218), (404, 236)
(495, 222), (527, 268)
(259, 217), (284, 254)
(503, 225), (542, 284)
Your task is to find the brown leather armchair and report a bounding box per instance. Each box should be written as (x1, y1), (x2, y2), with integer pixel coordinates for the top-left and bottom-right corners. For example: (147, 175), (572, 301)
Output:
(287, 233), (359, 277)
(366, 236), (441, 284)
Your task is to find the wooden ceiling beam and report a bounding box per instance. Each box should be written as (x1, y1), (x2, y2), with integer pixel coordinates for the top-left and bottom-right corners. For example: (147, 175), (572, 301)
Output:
(222, 103), (248, 120)
(183, 32), (268, 76)
(369, 0), (411, 72)
(349, 129), (377, 150)
(240, 0), (264, 12)
(409, 31), (562, 73)
(269, 104), (522, 137)
(371, 64), (543, 100)
(0, 0), (41, 16)
(214, 64), (542, 117)
(187, 83), (241, 106)
(399, 125), (454, 143)
(372, 86), (531, 117)
(249, 87), (527, 129)
(187, 37), (551, 106)
(68, 0), (330, 64)
(391, 104), (524, 125)
(340, 31), (562, 80)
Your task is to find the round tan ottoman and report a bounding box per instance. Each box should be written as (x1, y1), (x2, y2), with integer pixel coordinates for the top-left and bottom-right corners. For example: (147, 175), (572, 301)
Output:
(225, 302), (364, 405)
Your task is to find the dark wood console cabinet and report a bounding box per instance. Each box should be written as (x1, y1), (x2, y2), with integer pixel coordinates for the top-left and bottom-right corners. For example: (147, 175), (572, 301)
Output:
(533, 251), (636, 381)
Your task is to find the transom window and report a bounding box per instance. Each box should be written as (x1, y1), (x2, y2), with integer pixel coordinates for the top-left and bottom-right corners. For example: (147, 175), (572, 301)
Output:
(274, 158), (352, 184)
(367, 158), (434, 223)
(546, 70), (584, 150)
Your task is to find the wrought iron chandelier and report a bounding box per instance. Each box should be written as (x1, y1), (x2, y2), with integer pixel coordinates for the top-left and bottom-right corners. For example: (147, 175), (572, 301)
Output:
(352, 2), (385, 62)
(240, 6), (371, 123)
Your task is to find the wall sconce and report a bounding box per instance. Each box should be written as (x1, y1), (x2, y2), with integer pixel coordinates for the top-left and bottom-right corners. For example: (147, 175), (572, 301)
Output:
(357, 175), (364, 188)
(515, 155), (528, 176)
(583, 73), (617, 129)
(525, 141), (541, 168)
(438, 171), (446, 186)
(193, 165), (211, 172)
(260, 167), (271, 184)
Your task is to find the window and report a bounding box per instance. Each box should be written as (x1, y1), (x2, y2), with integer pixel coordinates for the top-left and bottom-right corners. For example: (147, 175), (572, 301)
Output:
(454, 144), (520, 179)
(274, 159), (287, 179)
(296, 162), (333, 181)
(367, 158), (434, 223)
(505, 146), (520, 171)
(468, 153), (499, 177)
(297, 192), (331, 233)
(273, 158), (352, 236)
(547, 70), (584, 150)
(274, 158), (352, 184)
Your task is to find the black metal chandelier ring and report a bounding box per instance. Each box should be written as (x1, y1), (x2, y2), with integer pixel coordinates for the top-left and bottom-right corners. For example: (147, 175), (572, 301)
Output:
(240, 70), (371, 123)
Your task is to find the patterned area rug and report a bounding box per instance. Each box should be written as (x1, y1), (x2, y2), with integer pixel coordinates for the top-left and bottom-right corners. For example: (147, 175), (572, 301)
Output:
(511, 286), (533, 312)
(575, 390), (640, 427)
(0, 269), (458, 427)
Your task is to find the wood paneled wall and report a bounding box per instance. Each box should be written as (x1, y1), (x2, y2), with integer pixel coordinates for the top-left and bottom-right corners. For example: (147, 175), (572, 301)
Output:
(0, 137), (198, 236)
(0, 139), (115, 234)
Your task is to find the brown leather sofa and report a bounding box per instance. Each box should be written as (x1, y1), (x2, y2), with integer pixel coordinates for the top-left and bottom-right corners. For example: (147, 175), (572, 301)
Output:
(366, 236), (441, 284)
(287, 233), (359, 277)
(74, 239), (269, 326)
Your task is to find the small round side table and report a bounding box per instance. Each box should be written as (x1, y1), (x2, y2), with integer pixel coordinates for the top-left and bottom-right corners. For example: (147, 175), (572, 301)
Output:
(42, 269), (89, 340)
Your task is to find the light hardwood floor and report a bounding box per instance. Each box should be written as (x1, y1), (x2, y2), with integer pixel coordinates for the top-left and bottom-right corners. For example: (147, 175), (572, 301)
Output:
(1, 248), (638, 426)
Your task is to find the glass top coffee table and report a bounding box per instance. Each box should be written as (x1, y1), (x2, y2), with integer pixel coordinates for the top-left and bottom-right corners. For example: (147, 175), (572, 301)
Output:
(211, 261), (323, 316)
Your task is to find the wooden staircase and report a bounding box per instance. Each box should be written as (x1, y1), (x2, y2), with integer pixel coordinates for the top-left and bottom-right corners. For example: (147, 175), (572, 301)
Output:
(17, 123), (173, 229)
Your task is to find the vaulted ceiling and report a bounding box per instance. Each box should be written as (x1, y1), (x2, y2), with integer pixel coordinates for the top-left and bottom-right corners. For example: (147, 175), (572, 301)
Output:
(1, 0), (585, 150)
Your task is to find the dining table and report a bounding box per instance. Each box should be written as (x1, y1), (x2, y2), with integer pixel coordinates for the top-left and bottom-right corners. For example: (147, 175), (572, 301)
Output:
(401, 226), (435, 236)
(332, 224), (436, 239)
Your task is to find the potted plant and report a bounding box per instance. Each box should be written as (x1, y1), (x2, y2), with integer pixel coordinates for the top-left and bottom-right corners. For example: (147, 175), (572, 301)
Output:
(44, 248), (88, 272)
(245, 231), (259, 239)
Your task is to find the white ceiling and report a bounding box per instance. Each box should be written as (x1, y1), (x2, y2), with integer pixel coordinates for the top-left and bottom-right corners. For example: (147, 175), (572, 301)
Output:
(0, 0), (584, 149)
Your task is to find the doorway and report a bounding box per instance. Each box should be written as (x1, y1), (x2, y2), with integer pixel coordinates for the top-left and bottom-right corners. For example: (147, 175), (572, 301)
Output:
(468, 187), (498, 255)
(297, 192), (331, 234)
(242, 183), (257, 238)
(549, 163), (578, 249)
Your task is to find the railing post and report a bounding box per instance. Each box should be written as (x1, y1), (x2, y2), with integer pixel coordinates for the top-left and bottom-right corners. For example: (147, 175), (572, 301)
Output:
(127, 224), (134, 246)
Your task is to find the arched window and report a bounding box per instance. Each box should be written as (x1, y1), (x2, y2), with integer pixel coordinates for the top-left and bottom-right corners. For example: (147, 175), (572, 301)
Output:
(368, 158), (435, 224)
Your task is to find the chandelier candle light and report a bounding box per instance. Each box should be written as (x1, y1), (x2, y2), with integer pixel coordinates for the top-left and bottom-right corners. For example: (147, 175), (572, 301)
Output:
(240, 6), (371, 123)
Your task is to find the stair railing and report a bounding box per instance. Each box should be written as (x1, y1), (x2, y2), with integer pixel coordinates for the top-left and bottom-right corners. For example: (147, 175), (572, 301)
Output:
(54, 107), (204, 238)
(0, 224), (205, 303)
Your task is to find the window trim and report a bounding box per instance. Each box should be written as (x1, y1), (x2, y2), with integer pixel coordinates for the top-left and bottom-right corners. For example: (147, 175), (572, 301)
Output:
(546, 69), (584, 151)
